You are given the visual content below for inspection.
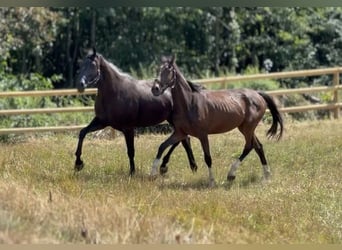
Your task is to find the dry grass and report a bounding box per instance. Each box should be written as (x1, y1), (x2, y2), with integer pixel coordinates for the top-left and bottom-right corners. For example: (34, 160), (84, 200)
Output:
(0, 119), (341, 243)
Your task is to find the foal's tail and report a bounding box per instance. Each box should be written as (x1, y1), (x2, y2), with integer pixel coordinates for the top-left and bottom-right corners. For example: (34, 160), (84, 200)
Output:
(258, 91), (284, 140)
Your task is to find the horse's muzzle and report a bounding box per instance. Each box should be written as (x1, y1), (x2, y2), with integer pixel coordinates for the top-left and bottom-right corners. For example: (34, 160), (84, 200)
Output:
(151, 84), (161, 96)
(77, 78), (86, 93)
(151, 79), (162, 96)
(77, 86), (85, 93)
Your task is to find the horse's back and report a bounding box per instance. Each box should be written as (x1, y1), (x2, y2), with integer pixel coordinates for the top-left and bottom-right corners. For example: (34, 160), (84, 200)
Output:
(95, 77), (173, 128)
(189, 88), (266, 133)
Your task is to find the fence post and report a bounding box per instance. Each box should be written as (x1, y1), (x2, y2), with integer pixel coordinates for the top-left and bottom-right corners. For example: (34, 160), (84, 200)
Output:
(333, 70), (340, 119)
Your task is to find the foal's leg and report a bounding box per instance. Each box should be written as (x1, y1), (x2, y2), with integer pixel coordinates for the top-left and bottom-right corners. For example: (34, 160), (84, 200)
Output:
(150, 132), (184, 177)
(159, 136), (198, 175)
(122, 129), (136, 176)
(227, 129), (254, 181)
(181, 136), (198, 173)
(253, 135), (271, 180)
(75, 117), (105, 171)
(199, 136), (215, 187)
(160, 141), (180, 175)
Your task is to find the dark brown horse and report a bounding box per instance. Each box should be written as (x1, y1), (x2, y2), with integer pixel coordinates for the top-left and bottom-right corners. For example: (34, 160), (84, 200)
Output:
(151, 56), (284, 186)
(74, 49), (198, 176)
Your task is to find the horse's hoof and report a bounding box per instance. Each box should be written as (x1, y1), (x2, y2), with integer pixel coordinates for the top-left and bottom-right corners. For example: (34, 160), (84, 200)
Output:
(74, 161), (84, 171)
(263, 171), (271, 180)
(191, 164), (198, 173)
(262, 174), (271, 183)
(160, 166), (168, 175)
(149, 174), (158, 181)
(129, 169), (135, 177)
(227, 175), (236, 181)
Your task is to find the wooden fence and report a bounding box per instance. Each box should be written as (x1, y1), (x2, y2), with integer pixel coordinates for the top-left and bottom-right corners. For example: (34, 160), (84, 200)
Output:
(0, 67), (341, 135)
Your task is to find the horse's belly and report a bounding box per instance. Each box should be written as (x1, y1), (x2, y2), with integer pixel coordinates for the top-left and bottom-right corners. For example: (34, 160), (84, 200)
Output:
(113, 112), (167, 128)
(136, 117), (167, 127)
(206, 112), (244, 134)
(207, 122), (240, 134)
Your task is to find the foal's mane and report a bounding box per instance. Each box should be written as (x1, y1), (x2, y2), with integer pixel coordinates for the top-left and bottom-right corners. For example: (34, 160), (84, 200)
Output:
(186, 80), (204, 92)
(172, 62), (203, 93)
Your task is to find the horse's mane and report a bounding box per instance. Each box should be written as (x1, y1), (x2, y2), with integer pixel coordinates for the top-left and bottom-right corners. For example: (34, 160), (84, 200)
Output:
(172, 63), (204, 92)
(97, 54), (134, 81)
(108, 61), (134, 80)
(186, 80), (205, 92)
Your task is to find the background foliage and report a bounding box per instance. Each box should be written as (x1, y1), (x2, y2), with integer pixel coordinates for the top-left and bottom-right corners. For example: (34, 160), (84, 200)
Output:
(1, 7), (342, 87)
(0, 7), (341, 129)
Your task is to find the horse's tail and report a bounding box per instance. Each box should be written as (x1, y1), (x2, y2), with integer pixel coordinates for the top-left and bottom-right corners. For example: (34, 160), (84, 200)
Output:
(258, 91), (284, 141)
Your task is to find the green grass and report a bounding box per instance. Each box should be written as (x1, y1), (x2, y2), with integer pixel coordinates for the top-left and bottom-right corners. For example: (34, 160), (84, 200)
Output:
(0, 119), (341, 243)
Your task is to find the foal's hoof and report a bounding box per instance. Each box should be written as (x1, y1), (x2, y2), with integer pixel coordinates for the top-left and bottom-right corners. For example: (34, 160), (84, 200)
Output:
(74, 160), (84, 171)
(227, 175), (236, 181)
(263, 171), (271, 181)
(160, 166), (168, 175)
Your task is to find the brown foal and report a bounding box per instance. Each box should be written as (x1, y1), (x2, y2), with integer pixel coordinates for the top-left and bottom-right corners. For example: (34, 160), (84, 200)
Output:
(151, 56), (283, 186)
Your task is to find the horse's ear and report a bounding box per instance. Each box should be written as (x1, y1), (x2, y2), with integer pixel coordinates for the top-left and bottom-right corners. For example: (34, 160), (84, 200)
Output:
(93, 47), (97, 56)
(161, 55), (168, 63)
(170, 55), (176, 65)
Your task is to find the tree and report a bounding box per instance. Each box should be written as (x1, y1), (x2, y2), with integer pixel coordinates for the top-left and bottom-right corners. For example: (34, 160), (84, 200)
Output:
(2, 7), (342, 89)
(0, 8), (61, 75)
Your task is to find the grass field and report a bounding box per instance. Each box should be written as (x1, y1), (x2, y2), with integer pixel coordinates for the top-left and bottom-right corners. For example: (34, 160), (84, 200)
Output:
(0, 119), (341, 243)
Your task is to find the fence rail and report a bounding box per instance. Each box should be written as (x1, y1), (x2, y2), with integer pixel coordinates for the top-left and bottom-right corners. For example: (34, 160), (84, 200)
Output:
(0, 67), (341, 135)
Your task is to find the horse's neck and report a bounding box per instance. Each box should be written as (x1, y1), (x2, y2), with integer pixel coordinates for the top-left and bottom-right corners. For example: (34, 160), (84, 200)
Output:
(101, 59), (121, 79)
(98, 59), (129, 92)
(172, 74), (193, 112)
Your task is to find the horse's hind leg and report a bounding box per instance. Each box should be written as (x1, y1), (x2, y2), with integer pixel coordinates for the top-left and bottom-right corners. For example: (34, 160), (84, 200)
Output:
(253, 136), (271, 180)
(227, 128), (254, 181)
(123, 129), (135, 176)
(227, 144), (253, 181)
(160, 136), (197, 175)
(181, 136), (198, 173)
(75, 117), (105, 171)
(199, 135), (215, 187)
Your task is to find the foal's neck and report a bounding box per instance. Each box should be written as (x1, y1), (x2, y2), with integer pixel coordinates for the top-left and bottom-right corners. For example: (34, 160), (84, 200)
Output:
(171, 72), (194, 112)
(176, 69), (193, 92)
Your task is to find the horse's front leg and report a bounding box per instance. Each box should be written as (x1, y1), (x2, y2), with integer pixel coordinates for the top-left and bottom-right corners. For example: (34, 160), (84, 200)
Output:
(150, 132), (185, 177)
(75, 117), (105, 171)
(122, 129), (136, 176)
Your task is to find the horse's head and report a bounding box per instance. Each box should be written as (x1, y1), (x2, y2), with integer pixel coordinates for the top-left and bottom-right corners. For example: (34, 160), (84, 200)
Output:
(151, 55), (177, 96)
(76, 48), (101, 92)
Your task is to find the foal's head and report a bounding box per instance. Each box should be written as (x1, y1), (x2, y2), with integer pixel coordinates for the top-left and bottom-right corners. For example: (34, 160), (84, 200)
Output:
(151, 56), (177, 96)
(76, 48), (101, 92)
